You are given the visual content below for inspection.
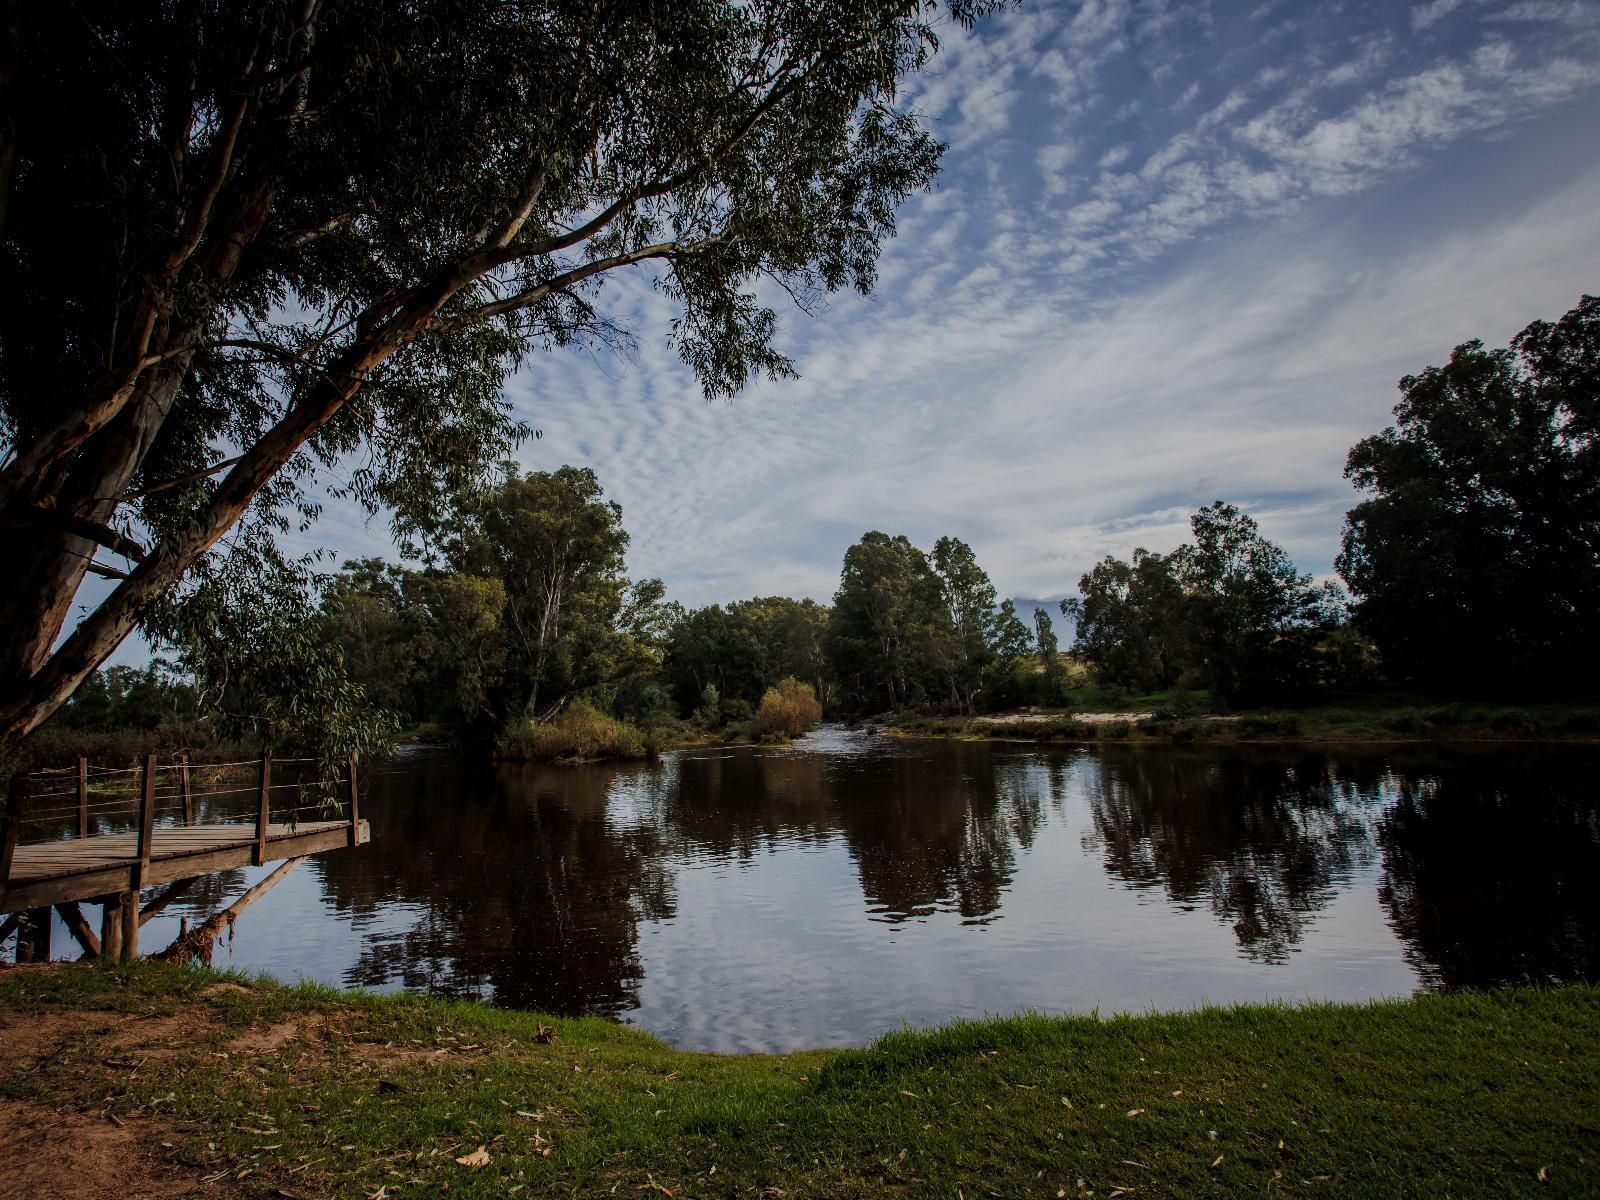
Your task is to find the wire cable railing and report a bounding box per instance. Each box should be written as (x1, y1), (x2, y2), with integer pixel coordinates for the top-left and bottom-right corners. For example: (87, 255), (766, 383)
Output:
(2, 752), (364, 887)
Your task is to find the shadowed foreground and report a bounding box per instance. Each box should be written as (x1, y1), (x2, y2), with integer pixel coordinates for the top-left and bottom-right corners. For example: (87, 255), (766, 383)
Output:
(0, 963), (1594, 1198)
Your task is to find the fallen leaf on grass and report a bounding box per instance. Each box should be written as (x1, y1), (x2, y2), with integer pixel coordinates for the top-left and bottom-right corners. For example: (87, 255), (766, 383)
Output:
(1061, 1096), (1073, 1108)
(1538, 1167), (1550, 1183)
(899, 1090), (920, 1099)
(455, 1146), (491, 1168)
(535, 1024), (558, 1044)
(1210, 1156), (1224, 1169)
(1125, 1109), (1145, 1118)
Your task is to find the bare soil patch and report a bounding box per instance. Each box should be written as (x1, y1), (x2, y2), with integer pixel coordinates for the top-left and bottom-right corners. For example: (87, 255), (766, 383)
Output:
(0, 1099), (196, 1200)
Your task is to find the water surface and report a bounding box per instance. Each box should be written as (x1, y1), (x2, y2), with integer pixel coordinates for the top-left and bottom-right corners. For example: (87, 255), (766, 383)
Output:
(124, 728), (1600, 1051)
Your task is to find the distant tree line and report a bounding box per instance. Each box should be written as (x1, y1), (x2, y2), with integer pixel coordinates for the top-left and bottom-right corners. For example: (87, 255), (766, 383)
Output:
(50, 294), (1600, 753)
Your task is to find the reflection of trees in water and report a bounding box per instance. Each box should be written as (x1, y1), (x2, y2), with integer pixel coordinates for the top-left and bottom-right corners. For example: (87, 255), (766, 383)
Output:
(314, 760), (674, 1017)
(648, 744), (1057, 924)
(835, 753), (1053, 923)
(1378, 753), (1600, 990)
(1084, 748), (1380, 962)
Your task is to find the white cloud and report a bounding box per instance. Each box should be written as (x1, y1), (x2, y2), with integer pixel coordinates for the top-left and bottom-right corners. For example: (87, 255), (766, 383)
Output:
(1411, 0), (1461, 32)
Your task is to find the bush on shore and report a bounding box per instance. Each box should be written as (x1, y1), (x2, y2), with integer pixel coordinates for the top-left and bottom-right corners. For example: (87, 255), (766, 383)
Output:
(496, 703), (651, 762)
(753, 677), (823, 739)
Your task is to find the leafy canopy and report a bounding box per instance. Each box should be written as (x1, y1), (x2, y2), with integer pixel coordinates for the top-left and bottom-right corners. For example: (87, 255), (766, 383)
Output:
(1338, 295), (1600, 690)
(0, 0), (1005, 755)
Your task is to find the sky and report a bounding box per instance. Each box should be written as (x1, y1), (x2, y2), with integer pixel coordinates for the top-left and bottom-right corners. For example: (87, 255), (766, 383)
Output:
(222, 0), (1600, 624)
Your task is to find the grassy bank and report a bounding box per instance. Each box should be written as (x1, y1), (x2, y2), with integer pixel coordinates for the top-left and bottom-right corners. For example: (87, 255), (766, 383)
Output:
(0, 964), (1595, 1198)
(892, 697), (1600, 746)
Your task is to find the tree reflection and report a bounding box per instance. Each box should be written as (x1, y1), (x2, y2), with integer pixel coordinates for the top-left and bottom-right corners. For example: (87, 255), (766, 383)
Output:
(648, 741), (1055, 924)
(1084, 748), (1379, 961)
(1378, 752), (1600, 989)
(314, 758), (674, 1016)
(834, 752), (1052, 923)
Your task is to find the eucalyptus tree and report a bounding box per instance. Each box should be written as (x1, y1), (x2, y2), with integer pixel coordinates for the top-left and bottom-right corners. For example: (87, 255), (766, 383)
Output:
(827, 531), (950, 711)
(929, 535), (1001, 712)
(1339, 295), (1600, 689)
(0, 0), (1003, 758)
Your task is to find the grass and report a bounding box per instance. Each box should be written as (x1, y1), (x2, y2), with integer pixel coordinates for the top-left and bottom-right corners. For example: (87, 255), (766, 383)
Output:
(1, 962), (1596, 1197)
(891, 695), (1600, 746)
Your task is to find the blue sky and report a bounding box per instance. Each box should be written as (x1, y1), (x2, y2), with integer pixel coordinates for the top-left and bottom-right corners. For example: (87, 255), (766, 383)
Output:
(303, 0), (1600, 613)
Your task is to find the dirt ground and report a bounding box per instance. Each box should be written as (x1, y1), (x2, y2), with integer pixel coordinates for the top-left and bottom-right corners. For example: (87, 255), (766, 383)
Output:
(0, 970), (211, 1200)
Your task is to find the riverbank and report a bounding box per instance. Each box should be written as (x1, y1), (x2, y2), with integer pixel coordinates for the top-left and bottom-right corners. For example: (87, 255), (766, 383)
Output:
(889, 698), (1600, 745)
(0, 964), (1593, 1198)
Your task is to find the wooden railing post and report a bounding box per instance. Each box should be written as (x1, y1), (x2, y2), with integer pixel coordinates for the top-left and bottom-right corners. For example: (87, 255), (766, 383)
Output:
(2, 773), (23, 887)
(254, 752), (271, 866)
(76, 757), (88, 838)
(134, 754), (156, 890)
(346, 752), (360, 847)
(179, 754), (193, 826)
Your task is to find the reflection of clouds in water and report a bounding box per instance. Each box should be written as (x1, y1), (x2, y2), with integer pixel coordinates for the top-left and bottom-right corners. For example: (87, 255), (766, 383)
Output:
(137, 736), (1600, 1051)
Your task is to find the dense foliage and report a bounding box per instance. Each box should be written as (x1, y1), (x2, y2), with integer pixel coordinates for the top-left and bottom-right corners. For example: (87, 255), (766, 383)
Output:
(1065, 504), (1348, 708)
(1338, 295), (1600, 692)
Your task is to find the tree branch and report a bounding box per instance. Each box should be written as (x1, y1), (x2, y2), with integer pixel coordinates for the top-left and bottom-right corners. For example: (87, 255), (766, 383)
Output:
(439, 234), (729, 331)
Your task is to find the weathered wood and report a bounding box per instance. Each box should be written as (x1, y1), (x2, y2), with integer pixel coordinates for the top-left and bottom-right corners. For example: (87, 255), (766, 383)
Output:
(2, 773), (22, 883)
(159, 856), (306, 965)
(17, 907), (50, 962)
(100, 893), (124, 962)
(347, 752), (360, 847)
(121, 888), (139, 960)
(0, 819), (367, 912)
(139, 877), (195, 926)
(55, 900), (100, 957)
(77, 757), (89, 838)
(179, 755), (193, 825)
(135, 753), (156, 888)
(254, 753), (271, 866)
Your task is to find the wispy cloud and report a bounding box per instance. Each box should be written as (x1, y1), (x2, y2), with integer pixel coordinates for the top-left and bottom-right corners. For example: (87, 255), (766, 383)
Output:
(293, 0), (1600, 614)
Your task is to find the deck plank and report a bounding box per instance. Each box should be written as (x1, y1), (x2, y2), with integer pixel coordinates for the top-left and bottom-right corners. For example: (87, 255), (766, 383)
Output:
(1, 820), (366, 912)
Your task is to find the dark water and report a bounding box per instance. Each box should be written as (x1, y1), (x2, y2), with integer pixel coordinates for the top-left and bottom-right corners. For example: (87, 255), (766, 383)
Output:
(104, 729), (1600, 1050)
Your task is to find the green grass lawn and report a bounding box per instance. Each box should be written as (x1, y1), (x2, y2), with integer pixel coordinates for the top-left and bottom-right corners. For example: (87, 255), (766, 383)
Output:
(1, 963), (1596, 1197)
(891, 694), (1600, 745)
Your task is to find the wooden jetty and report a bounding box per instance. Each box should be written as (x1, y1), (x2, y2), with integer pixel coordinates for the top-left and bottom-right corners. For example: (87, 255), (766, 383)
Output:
(1, 752), (370, 963)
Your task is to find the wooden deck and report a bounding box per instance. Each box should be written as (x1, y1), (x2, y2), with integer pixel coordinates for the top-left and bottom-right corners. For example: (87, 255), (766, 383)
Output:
(0, 818), (370, 913)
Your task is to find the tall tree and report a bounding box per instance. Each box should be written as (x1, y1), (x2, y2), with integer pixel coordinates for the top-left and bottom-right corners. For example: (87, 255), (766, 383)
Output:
(1033, 606), (1063, 696)
(1339, 295), (1600, 689)
(0, 0), (1003, 758)
(447, 467), (630, 721)
(929, 535), (1001, 712)
(1063, 549), (1190, 692)
(826, 532), (949, 711)
(1175, 503), (1343, 709)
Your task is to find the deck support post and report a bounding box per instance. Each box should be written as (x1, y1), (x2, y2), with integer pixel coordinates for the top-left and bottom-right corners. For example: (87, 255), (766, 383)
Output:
(77, 758), (89, 838)
(55, 901), (100, 958)
(254, 753), (271, 866)
(135, 754), (156, 889)
(347, 752), (360, 847)
(99, 893), (124, 962)
(16, 907), (50, 962)
(180, 755), (193, 826)
(121, 889), (139, 960)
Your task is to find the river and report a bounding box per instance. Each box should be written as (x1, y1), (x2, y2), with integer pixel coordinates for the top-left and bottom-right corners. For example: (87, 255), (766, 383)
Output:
(130, 727), (1600, 1052)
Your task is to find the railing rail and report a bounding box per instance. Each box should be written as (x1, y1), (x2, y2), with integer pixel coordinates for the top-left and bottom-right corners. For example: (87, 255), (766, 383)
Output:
(2, 752), (364, 890)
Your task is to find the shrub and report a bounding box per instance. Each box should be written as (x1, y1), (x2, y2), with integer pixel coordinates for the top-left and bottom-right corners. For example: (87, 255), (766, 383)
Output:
(496, 703), (648, 762)
(754, 677), (823, 739)
(1238, 713), (1303, 737)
